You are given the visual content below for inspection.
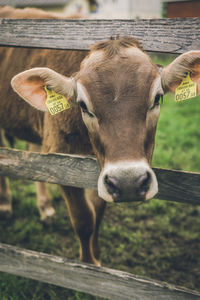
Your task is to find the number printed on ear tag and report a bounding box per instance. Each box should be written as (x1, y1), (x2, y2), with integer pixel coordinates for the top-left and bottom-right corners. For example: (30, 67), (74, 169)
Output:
(44, 85), (70, 115)
(175, 73), (197, 102)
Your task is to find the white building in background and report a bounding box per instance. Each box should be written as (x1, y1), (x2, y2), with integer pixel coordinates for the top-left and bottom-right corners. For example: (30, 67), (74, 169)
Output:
(56, 0), (163, 19)
(95, 0), (162, 19)
(0, 0), (163, 19)
(62, 0), (90, 16)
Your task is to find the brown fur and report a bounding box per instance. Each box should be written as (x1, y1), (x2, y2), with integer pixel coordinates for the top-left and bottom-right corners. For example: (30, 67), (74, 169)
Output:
(0, 5), (87, 147)
(3, 6), (200, 266)
(0, 6), (161, 265)
(0, 130), (12, 217)
(90, 36), (144, 58)
(0, 49), (88, 147)
(0, 6), (101, 265)
(0, 5), (77, 19)
(77, 40), (158, 165)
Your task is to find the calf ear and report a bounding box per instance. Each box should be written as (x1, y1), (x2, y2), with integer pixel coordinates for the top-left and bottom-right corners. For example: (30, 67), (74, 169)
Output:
(11, 67), (76, 111)
(161, 51), (200, 93)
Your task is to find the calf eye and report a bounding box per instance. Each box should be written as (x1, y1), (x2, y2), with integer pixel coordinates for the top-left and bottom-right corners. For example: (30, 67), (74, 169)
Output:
(79, 101), (94, 118)
(151, 94), (163, 110)
(79, 101), (88, 112)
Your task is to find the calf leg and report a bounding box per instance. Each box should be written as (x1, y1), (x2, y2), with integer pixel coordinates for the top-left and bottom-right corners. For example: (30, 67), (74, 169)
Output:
(0, 130), (12, 217)
(0, 176), (12, 217)
(85, 189), (106, 260)
(61, 186), (101, 265)
(35, 181), (55, 223)
(28, 143), (55, 223)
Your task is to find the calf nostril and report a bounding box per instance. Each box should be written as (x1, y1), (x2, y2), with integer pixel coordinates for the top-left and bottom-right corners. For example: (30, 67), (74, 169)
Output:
(137, 171), (151, 197)
(104, 175), (120, 199)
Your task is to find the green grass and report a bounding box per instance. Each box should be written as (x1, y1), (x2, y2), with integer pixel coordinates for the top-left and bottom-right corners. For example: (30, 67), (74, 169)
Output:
(153, 93), (200, 172)
(1, 54), (200, 299)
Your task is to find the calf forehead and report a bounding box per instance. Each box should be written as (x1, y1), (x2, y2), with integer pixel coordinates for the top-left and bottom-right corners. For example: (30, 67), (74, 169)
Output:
(78, 47), (158, 113)
(80, 46), (154, 74)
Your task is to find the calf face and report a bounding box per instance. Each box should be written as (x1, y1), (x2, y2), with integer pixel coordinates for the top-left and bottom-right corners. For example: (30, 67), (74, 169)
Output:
(11, 37), (200, 203)
(75, 39), (161, 202)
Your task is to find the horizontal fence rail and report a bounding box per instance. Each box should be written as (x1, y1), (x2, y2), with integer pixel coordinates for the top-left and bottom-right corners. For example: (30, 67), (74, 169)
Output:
(0, 147), (200, 205)
(0, 243), (200, 300)
(0, 18), (200, 53)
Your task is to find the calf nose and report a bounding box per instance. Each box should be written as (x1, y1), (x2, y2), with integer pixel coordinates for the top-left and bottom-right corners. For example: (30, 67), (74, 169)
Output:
(104, 171), (151, 202)
(137, 171), (151, 197)
(104, 175), (120, 200)
(98, 161), (158, 202)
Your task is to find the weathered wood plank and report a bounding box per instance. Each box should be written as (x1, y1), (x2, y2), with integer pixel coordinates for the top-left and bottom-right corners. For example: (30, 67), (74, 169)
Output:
(0, 147), (99, 190)
(0, 18), (200, 54)
(0, 243), (199, 300)
(155, 168), (200, 205)
(0, 147), (200, 205)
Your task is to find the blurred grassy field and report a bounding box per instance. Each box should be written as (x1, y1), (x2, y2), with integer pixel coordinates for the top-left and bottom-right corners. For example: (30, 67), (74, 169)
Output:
(0, 54), (200, 300)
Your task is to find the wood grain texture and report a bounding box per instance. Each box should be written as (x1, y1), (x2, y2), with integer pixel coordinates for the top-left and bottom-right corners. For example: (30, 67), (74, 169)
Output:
(0, 147), (99, 190)
(0, 243), (200, 300)
(0, 18), (200, 53)
(0, 147), (200, 205)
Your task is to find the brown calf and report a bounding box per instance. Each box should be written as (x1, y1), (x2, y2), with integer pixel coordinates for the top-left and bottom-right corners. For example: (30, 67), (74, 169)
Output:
(2, 7), (200, 265)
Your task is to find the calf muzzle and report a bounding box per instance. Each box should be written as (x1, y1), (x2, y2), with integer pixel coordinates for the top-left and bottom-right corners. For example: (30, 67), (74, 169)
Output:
(98, 161), (158, 203)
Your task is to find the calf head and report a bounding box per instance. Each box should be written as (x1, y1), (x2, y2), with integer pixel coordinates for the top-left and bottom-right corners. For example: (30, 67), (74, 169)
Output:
(11, 37), (200, 203)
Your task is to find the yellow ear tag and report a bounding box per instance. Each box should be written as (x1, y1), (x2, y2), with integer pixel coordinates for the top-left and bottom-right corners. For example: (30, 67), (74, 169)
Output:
(175, 73), (197, 102)
(44, 85), (70, 115)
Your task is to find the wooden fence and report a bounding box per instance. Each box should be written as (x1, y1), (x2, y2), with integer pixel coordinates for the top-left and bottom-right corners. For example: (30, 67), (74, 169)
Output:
(0, 18), (200, 299)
